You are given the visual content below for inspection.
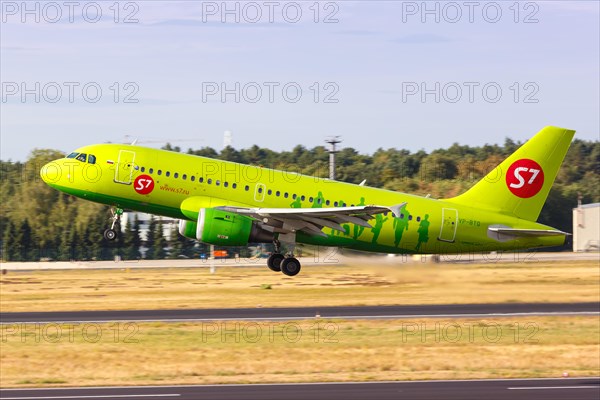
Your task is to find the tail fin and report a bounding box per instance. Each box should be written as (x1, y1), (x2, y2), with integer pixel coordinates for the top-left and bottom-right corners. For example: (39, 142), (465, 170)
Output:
(447, 126), (575, 221)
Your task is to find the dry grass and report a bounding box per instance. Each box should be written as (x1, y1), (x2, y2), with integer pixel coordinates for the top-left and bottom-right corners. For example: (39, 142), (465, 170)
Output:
(1, 261), (598, 312)
(1, 316), (598, 387)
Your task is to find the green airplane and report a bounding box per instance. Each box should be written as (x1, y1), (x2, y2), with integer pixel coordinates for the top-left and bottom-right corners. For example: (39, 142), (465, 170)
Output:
(40, 126), (574, 276)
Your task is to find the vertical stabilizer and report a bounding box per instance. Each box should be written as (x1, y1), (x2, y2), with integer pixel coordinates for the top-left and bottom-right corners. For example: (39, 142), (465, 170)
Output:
(447, 126), (575, 221)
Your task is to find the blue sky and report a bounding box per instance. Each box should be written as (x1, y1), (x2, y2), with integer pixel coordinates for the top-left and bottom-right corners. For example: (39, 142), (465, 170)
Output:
(1, 1), (599, 161)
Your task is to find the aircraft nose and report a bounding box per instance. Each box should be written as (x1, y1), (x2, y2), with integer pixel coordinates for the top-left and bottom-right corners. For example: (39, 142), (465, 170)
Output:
(40, 162), (61, 184)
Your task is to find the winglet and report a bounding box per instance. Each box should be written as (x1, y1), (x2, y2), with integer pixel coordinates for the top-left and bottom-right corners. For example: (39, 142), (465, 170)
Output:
(387, 202), (406, 218)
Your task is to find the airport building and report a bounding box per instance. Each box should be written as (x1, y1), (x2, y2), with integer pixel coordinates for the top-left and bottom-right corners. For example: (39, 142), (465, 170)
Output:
(572, 203), (600, 252)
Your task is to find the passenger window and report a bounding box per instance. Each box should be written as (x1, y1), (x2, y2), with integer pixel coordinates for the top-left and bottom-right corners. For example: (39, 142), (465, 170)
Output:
(174, 173), (179, 178)
(149, 168), (154, 174)
(416, 216), (421, 222)
(276, 191), (280, 197)
(140, 166), (145, 172)
(325, 200), (330, 206)
(88, 155), (96, 164)
(224, 182), (229, 187)
(284, 193), (289, 198)
(182, 174), (187, 180)
(232, 183), (237, 189)
(301, 195), (305, 201)
(309, 197), (313, 203)
(258, 187), (263, 193)
(208, 179), (212, 184)
(191, 176), (195, 182)
(245, 185), (249, 191)
(268, 189), (272, 195)
(292, 194), (297, 200)
(166, 171), (171, 177)
(334, 202), (338, 207)
(76, 153), (87, 162)
(158, 170), (162, 176)
(199, 177), (204, 183)
(216, 180), (220, 186)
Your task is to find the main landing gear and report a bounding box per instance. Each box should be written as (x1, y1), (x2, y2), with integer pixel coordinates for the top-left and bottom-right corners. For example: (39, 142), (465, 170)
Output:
(267, 240), (301, 276)
(103, 207), (123, 241)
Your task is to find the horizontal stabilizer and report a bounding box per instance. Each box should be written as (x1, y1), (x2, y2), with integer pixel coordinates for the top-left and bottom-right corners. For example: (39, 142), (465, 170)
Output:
(488, 226), (570, 242)
(488, 227), (570, 237)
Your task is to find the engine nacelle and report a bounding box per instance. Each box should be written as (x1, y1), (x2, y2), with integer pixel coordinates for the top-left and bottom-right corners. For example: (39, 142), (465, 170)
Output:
(178, 220), (197, 240)
(179, 208), (274, 246)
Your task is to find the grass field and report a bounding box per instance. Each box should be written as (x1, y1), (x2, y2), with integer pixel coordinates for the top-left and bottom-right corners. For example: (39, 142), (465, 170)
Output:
(1, 260), (598, 312)
(1, 259), (598, 388)
(1, 316), (598, 387)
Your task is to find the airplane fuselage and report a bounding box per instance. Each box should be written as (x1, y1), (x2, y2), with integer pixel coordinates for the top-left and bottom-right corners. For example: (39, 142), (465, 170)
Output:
(40, 143), (565, 255)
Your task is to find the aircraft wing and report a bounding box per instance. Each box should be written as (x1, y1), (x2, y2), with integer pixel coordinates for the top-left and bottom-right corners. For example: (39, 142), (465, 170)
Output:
(217, 203), (405, 237)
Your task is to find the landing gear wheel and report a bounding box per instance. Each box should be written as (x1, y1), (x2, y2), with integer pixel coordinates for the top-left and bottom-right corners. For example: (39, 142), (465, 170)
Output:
(103, 207), (123, 240)
(103, 229), (117, 241)
(267, 253), (285, 272)
(280, 257), (301, 276)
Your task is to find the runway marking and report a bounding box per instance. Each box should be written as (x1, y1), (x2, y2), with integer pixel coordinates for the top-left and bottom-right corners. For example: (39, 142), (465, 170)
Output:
(2, 311), (597, 324)
(1, 394), (180, 399)
(2, 377), (598, 391)
(508, 386), (600, 390)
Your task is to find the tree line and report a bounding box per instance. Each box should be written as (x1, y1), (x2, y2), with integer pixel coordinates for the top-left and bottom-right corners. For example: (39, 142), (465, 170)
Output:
(1, 138), (598, 261)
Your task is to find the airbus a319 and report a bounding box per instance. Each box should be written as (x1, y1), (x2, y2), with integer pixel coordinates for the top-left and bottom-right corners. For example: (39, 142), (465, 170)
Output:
(40, 126), (574, 276)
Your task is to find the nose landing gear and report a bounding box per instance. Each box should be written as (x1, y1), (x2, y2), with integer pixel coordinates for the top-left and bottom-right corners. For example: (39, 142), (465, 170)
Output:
(103, 207), (123, 241)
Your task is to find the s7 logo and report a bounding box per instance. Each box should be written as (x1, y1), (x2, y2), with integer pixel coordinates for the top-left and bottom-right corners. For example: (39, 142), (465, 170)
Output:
(506, 159), (544, 198)
(134, 174), (154, 195)
(509, 167), (540, 189)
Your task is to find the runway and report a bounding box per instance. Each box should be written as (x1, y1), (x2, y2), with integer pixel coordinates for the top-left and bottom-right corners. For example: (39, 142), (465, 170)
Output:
(1, 378), (599, 400)
(1, 302), (598, 323)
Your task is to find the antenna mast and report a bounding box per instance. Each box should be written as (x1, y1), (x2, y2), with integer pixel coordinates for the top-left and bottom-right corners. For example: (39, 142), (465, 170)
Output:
(325, 136), (342, 180)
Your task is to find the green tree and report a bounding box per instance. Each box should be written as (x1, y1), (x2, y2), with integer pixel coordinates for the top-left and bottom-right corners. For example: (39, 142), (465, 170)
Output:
(220, 146), (242, 162)
(145, 216), (156, 259)
(168, 224), (196, 259)
(17, 220), (36, 261)
(151, 220), (168, 259)
(58, 226), (76, 261)
(2, 221), (18, 261)
(123, 215), (142, 260)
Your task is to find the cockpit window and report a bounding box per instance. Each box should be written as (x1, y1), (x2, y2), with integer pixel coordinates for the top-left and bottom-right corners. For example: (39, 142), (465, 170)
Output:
(67, 152), (79, 159)
(88, 154), (96, 164)
(76, 153), (87, 162)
